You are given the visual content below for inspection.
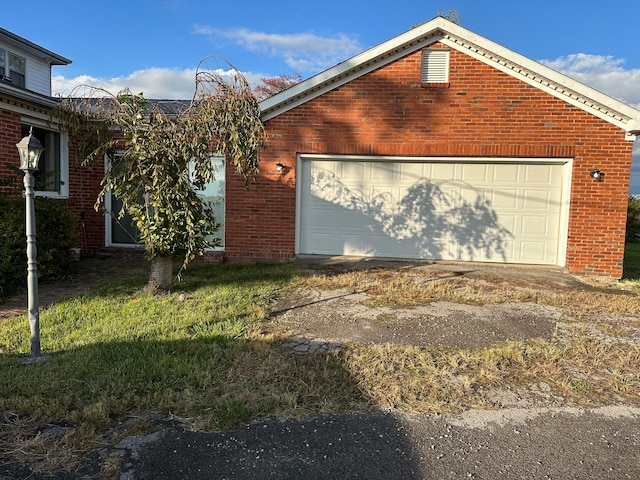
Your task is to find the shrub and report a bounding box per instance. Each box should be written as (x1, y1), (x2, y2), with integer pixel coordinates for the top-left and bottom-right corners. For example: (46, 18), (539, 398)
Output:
(627, 195), (640, 243)
(0, 197), (78, 300)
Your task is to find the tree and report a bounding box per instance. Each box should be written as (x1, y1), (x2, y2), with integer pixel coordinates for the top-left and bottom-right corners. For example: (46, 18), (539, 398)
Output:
(253, 74), (302, 101)
(54, 58), (265, 293)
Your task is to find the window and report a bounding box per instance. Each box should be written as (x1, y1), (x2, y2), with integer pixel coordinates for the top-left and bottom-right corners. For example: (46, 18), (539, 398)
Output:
(192, 156), (226, 248)
(21, 124), (68, 197)
(109, 194), (141, 245)
(1, 48), (26, 88)
(106, 155), (226, 248)
(421, 49), (449, 83)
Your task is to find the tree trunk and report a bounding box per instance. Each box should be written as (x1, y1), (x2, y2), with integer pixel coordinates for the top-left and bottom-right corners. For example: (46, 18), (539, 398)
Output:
(144, 256), (174, 295)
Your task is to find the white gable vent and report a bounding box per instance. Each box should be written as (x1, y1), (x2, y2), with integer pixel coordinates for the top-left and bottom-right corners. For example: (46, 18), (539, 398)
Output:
(421, 49), (449, 83)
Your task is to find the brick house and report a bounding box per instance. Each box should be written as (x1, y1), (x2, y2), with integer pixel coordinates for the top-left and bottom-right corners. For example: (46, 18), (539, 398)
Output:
(0, 28), (105, 258)
(232, 17), (640, 277)
(2, 18), (639, 278)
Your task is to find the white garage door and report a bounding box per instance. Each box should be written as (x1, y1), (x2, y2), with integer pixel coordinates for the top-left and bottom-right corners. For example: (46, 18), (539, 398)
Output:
(297, 156), (570, 265)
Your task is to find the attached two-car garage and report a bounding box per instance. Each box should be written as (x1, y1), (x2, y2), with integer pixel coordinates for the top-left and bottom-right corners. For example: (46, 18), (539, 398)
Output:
(296, 155), (571, 266)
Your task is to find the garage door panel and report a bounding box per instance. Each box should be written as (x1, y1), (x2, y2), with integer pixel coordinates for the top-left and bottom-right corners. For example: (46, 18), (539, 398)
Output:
(461, 163), (491, 182)
(493, 164), (519, 183)
(519, 241), (548, 263)
(524, 164), (563, 186)
(431, 163), (456, 180)
(521, 215), (554, 236)
(398, 162), (422, 182)
(299, 158), (566, 265)
(490, 189), (519, 209)
(523, 189), (557, 210)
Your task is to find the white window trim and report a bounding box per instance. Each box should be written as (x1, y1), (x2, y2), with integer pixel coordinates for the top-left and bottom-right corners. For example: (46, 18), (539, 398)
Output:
(21, 118), (69, 199)
(191, 155), (226, 251)
(104, 191), (145, 249)
(0, 48), (26, 86)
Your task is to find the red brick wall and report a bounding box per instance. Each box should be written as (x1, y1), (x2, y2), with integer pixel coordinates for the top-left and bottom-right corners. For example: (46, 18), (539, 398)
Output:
(65, 137), (105, 256)
(225, 45), (633, 277)
(0, 108), (23, 197)
(0, 101), (106, 257)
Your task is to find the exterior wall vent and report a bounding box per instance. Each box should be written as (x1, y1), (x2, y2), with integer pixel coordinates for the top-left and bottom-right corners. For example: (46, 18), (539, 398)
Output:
(421, 48), (449, 83)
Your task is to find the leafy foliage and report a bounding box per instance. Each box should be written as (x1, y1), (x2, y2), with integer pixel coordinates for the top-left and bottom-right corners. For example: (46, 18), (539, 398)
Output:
(253, 74), (303, 101)
(627, 195), (640, 243)
(0, 197), (78, 299)
(53, 58), (265, 275)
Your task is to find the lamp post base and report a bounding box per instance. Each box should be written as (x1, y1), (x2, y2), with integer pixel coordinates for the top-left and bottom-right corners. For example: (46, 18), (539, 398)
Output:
(19, 354), (51, 365)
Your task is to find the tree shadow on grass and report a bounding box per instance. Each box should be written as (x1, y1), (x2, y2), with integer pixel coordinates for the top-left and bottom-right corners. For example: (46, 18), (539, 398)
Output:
(0, 291), (428, 478)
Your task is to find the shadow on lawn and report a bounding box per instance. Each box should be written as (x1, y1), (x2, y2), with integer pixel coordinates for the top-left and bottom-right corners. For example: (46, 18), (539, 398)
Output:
(0, 335), (427, 479)
(623, 243), (640, 281)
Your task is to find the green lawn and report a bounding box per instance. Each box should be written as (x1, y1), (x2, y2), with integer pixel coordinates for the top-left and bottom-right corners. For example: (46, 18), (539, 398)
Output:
(1, 258), (639, 475)
(623, 242), (640, 281)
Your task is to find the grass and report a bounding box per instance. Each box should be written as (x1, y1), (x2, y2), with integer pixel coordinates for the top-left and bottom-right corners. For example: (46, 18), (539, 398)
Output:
(0, 251), (639, 476)
(623, 242), (640, 281)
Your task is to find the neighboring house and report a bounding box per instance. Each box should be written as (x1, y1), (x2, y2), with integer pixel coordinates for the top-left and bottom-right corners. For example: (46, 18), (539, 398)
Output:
(2, 18), (639, 278)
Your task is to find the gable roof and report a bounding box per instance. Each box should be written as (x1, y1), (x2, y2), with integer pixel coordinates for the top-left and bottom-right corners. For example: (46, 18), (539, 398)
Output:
(0, 28), (71, 66)
(259, 17), (640, 139)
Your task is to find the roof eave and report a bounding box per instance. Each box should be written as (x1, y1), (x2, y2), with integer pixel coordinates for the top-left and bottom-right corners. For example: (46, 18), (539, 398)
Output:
(259, 18), (450, 119)
(0, 28), (72, 65)
(436, 25), (640, 136)
(0, 82), (59, 108)
(259, 17), (640, 136)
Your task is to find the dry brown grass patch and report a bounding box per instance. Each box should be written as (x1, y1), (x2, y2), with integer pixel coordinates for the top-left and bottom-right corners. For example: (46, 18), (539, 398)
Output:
(296, 267), (640, 318)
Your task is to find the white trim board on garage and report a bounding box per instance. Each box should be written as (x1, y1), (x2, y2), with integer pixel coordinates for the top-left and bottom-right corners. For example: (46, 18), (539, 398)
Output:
(296, 155), (572, 266)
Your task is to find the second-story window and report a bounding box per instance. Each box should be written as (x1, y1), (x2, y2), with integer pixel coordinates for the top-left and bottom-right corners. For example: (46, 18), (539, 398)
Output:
(0, 48), (26, 88)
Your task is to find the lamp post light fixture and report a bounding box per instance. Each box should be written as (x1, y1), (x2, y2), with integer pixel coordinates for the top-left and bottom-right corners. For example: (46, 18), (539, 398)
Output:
(16, 127), (48, 362)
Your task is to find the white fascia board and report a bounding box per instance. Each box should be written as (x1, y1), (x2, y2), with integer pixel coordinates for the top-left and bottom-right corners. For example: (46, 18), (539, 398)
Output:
(438, 32), (640, 138)
(0, 84), (59, 109)
(260, 17), (640, 138)
(260, 18), (450, 121)
(261, 34), (444, 121)
(0, 28), (71, 65)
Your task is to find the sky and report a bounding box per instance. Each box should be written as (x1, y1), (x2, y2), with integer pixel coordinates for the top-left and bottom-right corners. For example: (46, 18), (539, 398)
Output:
(3, 0), (640, 193)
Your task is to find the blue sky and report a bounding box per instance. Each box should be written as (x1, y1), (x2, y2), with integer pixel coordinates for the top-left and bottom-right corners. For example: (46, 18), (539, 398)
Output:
(4, 0), (640, 193)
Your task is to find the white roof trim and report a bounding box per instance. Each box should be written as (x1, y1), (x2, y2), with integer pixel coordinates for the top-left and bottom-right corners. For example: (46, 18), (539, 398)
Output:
(0, 28), (71, 65)
(0, 83), (59, 108)
(260, 17), (640, 138)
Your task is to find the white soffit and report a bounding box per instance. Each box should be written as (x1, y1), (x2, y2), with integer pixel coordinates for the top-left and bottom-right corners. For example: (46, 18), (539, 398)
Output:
(260, 17), (640, 138)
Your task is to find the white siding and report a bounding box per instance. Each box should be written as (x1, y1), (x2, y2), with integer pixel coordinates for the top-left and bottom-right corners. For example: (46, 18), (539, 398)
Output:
(25, 55), (51, 95)
(0, 40), (52, 96)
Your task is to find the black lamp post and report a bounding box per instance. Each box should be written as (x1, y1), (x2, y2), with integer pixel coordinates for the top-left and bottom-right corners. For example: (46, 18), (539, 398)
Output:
(16, 127), (48, 362)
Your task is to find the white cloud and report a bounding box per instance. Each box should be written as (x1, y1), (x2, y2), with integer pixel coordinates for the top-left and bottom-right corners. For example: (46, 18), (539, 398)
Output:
(194, 25), (363, 72)
(541, 54), (640, 195)
(52, 67), (265, 100)
(540, 54), (640, 109)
